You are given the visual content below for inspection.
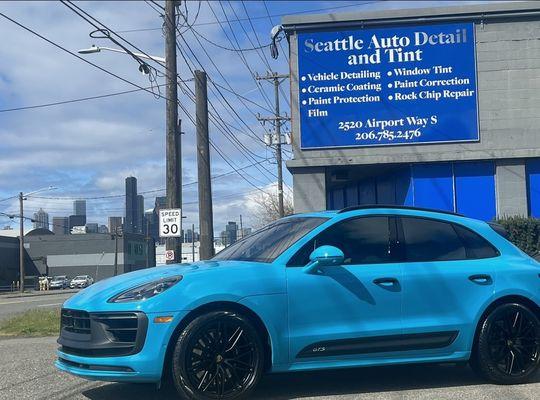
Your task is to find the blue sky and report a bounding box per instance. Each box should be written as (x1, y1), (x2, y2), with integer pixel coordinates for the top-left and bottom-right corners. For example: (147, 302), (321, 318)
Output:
(0, 0), (495, 232)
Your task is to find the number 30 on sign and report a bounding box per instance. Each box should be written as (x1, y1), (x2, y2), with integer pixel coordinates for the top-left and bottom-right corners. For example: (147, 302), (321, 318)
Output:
(159, 208), (182, 238)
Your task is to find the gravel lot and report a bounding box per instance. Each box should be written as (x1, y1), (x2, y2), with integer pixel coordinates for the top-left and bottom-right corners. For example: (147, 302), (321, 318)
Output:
(1, 336), (539, 400)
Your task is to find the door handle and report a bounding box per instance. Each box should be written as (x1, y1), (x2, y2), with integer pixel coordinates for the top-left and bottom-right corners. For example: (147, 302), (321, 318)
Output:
(468, 274), (492, 285)
(373, 277), (399, 286)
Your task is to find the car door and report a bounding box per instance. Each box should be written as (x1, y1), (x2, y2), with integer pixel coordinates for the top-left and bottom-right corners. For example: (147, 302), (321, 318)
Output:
(286, 216), (403, 364)
(398, 216), (497, 356)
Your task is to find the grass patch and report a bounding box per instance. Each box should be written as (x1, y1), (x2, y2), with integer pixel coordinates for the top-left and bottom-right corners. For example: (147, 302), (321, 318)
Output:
(0, 308), (60, 337)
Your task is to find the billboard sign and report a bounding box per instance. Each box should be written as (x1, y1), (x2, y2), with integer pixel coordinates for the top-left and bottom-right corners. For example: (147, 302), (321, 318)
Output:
(297, 22), (478, 149)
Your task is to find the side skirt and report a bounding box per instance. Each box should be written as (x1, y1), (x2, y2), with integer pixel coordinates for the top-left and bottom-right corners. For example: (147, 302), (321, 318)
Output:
(297, 331), (459, 359)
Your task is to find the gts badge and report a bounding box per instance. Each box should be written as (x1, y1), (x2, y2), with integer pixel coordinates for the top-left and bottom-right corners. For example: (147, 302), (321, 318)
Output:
(312, 346), (326, 353)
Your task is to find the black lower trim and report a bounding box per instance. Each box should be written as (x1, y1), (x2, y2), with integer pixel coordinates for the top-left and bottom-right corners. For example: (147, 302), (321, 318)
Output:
(58, 309), (148, 357)
(297, 331), (459, 359)
(58, 357), (134, 372)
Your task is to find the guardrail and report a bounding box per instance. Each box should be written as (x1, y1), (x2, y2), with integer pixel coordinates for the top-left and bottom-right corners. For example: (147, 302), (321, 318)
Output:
(0, 284), (17, 293)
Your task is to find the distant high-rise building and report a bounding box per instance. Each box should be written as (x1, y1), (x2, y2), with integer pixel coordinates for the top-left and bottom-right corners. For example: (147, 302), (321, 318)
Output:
(98, 224), (109, 234)
(85, 223), (98, 234)
(68, 215), (86, 232)
(73, 200), (86, 216)
(33, 208), (49, 230)
(52, 216), (69, 235)
(185, 228), (194, 243)
(241, 228), (252, 238)
(144, 210), (153, 236)
(224, 221), (238, 246)
(136, 195), (144, 234)
(125, 177), (138, 233)
(108, 216), (123, 234)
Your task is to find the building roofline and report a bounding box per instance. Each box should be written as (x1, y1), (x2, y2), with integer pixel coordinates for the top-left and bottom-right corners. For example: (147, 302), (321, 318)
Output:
(282, 1), (540, 32)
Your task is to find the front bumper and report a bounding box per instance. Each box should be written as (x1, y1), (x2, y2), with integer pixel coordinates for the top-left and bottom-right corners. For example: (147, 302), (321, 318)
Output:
(55, 310), (188, 383)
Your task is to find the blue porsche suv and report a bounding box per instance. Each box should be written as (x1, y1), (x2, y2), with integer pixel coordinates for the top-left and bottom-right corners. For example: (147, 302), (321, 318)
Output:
(56, 206), (540, 399)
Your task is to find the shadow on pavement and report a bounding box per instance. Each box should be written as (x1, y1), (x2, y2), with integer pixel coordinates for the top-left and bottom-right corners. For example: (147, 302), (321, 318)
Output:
(81, 363), (540, 399)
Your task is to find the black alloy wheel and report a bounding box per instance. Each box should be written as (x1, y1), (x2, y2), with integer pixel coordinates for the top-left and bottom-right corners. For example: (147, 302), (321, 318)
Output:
(172, 311), (264, 400)
(473, 303), (540, 384)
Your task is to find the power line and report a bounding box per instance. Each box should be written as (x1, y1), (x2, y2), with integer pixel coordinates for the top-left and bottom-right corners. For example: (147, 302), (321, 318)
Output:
(5, 4), (273, 199)
(205, 1), (274, 111)
(0, 12), (170, 102)
(26, 159), (272, 201)
(116, 1), (382, 33)
(174, 39), (277, 183)
(232, 1), (290, 108)
(189, 27), (271, 52)
(262, 0), (289, 63)
(208, 81), (273, 114)
(0, 85), (169, 113)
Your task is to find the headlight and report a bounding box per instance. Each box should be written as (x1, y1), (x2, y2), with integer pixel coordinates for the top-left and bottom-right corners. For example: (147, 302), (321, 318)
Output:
(108, 276), (183, 303)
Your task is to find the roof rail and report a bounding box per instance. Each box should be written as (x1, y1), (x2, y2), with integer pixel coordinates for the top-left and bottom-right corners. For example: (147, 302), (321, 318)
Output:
(337, 204), (464, 217)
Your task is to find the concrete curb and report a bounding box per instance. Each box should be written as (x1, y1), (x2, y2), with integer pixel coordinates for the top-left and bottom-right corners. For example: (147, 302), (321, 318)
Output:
(0, 289), (79, 299)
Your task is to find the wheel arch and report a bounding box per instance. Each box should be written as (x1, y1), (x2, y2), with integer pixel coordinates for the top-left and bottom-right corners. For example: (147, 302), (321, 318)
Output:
(162, 301), (273, 382)
(472, 294), (540, 351)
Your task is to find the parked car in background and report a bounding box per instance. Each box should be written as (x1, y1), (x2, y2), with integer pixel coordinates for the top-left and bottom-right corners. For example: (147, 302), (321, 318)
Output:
(49, 276), (69, 290)
(56, 206), (540, 399)
(69, 275), (93, 289)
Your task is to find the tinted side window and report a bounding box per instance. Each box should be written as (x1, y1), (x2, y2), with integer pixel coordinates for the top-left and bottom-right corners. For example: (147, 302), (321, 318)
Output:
(453, 224), (499, 259)
(288, 216), (391, 266)
(401, 217), (466, 262)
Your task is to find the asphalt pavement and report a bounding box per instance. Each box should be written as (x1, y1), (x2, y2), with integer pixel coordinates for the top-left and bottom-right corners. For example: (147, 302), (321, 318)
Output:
(0, 336), (539, 400)
(0, 291), (76, 321)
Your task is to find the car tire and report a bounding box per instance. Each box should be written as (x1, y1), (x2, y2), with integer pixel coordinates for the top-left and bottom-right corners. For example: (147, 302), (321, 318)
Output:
(171, 311), (264, 400)
(471, 302), (540, 384)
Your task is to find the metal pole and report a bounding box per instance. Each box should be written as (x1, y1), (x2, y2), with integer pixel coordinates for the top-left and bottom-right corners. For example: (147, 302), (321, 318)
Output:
(113, 231), (118, 276)
(165, 0), (181, 264)
(18, 192), (24, 292)
(145, 218), (150, 269)
(195, 70), (214, 260)
(239, 214), (243, 240)
(274, 74), (284, 218)
(192, 223), (195, 263)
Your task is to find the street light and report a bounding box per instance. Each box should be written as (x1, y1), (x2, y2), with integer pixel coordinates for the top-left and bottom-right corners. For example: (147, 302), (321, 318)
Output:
(78, 44), (166, 67)
(18, 186), (57, 292)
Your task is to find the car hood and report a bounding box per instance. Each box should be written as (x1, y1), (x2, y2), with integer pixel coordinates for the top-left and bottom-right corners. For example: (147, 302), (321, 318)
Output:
(63, 260), (281, 311)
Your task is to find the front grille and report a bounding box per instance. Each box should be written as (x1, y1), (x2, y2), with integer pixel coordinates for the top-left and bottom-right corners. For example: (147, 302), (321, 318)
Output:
(58, 309), (148, 357)
(61, 309), (91, 334)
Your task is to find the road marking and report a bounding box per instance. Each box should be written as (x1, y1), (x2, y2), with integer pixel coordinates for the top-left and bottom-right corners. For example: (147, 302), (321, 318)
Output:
(37, 303), (63, 308)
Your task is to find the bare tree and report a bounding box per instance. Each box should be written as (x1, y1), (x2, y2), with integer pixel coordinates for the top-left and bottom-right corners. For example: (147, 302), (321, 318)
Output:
(251, 190), (294, 227)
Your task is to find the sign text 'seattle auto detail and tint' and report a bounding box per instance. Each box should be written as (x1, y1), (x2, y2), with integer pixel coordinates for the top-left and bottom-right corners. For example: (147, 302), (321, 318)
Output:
(297, 23), (478, 149)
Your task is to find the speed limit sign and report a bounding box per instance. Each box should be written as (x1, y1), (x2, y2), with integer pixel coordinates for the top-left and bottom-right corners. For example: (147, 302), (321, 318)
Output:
(159, 208), (182, 238)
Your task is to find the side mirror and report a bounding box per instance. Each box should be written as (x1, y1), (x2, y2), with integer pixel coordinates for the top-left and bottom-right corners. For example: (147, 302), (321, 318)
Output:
(303, 245), (345, 274)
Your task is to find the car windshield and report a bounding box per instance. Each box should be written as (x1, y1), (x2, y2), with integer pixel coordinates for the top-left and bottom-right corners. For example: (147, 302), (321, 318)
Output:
(213, 217), (327, 263)
(52, 276), (65, 280)
(74, 276), (86, 280)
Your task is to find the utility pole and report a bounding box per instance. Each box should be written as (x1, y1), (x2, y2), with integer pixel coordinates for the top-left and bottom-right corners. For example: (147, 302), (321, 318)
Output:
(165, 0), (181, 264)
(256, 72), (290, 218)
(18, 192), (24, 292)
(195, 70), (214, 260)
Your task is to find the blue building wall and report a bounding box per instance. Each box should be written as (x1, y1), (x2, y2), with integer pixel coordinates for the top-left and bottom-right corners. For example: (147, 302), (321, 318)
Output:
(526, 159), (540, 217)
(327, 161), (497, 221)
